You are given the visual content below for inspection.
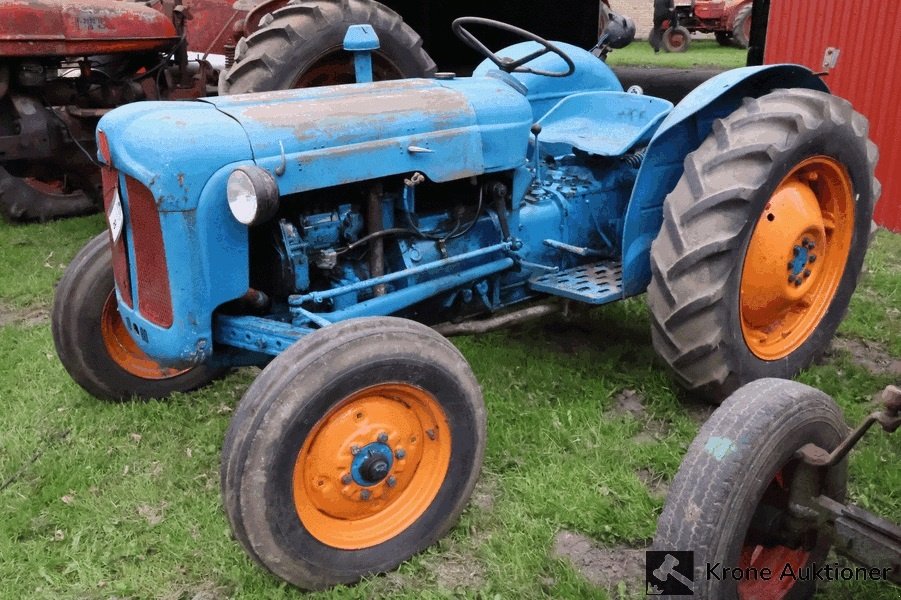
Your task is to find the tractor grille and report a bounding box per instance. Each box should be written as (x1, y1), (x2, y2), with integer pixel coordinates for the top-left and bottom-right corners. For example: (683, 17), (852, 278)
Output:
(101, 165), (132, 308)
(123, 176), (173, 328)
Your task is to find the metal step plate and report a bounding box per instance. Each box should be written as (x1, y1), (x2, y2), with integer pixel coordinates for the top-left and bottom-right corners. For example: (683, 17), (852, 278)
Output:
(528, 261), (623, 304)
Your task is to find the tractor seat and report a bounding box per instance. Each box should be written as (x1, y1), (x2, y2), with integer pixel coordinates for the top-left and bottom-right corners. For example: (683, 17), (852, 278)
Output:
(537, 91), (672, 157)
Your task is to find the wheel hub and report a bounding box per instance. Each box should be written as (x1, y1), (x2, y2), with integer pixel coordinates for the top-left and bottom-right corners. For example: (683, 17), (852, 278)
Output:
(292, 383), (451, 549)
(739, 156), (855, 360)
(351, 442), (394, 486)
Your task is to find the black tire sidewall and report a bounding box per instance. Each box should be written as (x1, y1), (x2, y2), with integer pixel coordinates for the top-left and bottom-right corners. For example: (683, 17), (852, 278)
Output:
(52, 233), (222, 400)
(705, 419), (846, 598)
(719, 130), (874, 394)
(226, 319), (486, 589)
(265, 358), (480, 578)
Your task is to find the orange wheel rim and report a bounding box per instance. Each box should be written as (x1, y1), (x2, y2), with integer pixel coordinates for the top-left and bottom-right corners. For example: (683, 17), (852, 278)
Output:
(740, 156), (855, 360)
(100, 293), (189, 379)
(293, 383), (451, 549)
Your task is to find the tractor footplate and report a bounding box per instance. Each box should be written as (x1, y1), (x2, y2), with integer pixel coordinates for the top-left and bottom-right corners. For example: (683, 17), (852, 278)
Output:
(528, 261), (623, 304)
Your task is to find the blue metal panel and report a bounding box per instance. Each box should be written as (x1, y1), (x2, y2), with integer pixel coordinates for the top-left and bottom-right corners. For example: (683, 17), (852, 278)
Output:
(537, 92), (672, 157)
(473, 42), (624, 120)
(620, 65), (829, 296)
(114, 163), (251, 367)
(202, 78), (533, 192)
(97, 101), (253, 212)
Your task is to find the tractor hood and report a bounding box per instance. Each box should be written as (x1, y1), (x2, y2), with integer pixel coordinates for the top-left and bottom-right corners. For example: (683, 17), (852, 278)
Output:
(201, 77), (534, 195)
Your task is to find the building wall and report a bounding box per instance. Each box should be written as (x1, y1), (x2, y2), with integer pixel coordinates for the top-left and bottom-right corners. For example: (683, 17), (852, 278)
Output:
(764, 0), (901, 231)
(613, 0), (655, 39)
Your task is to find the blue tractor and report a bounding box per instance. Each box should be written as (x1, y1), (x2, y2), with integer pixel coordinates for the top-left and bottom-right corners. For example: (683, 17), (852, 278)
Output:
(51, 16), (878, 590)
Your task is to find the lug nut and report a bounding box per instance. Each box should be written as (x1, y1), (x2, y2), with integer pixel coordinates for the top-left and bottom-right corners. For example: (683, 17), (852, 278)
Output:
(807, 241), (816, 250)
(387, 476), (397, 488)
(360, 489), (371, 500)
(395, 448), (406, 459)
(788, 276), (795, 284)
(788, 261), (794, 270)
(426, 429), (436, 440)
(808, 254), (817, 263)
(793, 247), (801, 256)
(802, 238), (811, 248)
(377, 432), (389, 443)
(341, 473), (352, 485)
(803, 269), (812, 278)
(795, 279), (803, 287)
(350, 445), (361, 455)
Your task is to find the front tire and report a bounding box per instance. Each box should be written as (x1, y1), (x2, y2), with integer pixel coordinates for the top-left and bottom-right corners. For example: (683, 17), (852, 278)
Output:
(218, 0), (436, 94)
(648, 88), (879, 401)
(654, 379), (848, 599)
(662, 26), (691, 52)
(51, 233), (225, 400)
(220, 317), (486, 590)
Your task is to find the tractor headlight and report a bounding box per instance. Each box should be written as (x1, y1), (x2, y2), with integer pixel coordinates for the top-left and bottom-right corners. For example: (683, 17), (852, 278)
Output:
(227, 166), (279, 226)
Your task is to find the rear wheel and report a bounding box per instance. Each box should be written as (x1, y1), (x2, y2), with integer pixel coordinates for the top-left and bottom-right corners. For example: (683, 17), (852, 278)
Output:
(648, 88), (879, 401)
(732, 3), (752, 48)
(51, 233), (225, 400)
(662, 26), (691, 53)
(654, 379), (848, 599)
(220, 317), (486, 590)
(218, 0), (435, 94)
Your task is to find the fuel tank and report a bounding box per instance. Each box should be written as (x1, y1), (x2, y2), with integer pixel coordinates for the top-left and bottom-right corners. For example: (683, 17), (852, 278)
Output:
(0, 0), (178, 57)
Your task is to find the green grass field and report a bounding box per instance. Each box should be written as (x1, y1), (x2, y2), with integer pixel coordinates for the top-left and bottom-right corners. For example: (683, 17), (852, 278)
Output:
(606, 39), (748, 69)
(1, 216), (898, 599)
(1, 41), (898, 600)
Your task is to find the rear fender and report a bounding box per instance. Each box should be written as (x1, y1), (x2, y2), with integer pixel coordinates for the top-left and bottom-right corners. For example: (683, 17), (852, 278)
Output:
(620, 65), (828, 296)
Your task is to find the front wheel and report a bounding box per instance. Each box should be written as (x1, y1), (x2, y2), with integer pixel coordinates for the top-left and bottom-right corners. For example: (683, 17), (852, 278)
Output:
(654, 379), (848, 599)
(220, 317), (486, 590)
(648, 88), (879, 401)
(51, 233), (225, 400)
(662, 25), (691, 52)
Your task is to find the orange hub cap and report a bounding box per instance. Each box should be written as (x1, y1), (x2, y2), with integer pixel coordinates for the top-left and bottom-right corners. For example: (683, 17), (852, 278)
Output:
(100, 292), (189, 379)
(740, 156), (855, 360)
(293, 383), (452, 549)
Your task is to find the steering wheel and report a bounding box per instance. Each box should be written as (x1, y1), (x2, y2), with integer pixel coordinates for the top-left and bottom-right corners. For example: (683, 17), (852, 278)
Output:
(451, 17), (576, 77)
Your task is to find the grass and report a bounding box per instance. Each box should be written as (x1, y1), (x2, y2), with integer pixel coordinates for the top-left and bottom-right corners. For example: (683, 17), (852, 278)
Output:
(606, 38), (748, 69)
(0, 212), (898, 599)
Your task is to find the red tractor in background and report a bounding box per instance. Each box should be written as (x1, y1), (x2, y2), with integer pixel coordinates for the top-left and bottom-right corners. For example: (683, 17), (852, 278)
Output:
(659, 0), (752, 53)
(0, 0), (434, 221)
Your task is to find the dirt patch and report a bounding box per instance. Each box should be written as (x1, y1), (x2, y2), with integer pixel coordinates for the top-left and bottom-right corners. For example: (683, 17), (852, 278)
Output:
(609, 389), (646, 419)
(0, 302), (49, 328)
(824, 337), (901, 377)
(431, 548), (488, 591)
(636, 468), (669, 499)
(552, 530), (646, 594)
(682, 399), (717, 425)
(632, 419), (669, 444)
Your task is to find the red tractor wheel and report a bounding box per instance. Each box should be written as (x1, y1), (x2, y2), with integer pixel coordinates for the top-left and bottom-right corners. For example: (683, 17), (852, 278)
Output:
(218, 0), (435, 94)
(732, 3), (753, 48)
(662, 25), (691, 53)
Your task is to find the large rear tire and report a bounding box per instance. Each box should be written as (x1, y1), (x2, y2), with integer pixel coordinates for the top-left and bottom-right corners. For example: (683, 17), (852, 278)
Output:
(218, 0), (436, 94)
(51, 233), (225, 401)
(220, 317), (486, 590)
(653, 379), (848, 599)
(648, 88), (879, 402)
(732, 3), (752, 48)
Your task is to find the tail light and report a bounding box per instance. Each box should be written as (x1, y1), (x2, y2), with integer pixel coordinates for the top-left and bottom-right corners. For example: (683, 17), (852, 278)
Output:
(125, 176), (173, 328)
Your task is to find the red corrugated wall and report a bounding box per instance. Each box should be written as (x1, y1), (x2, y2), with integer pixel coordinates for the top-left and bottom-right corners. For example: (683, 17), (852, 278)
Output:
(765, 0), (901, 231)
